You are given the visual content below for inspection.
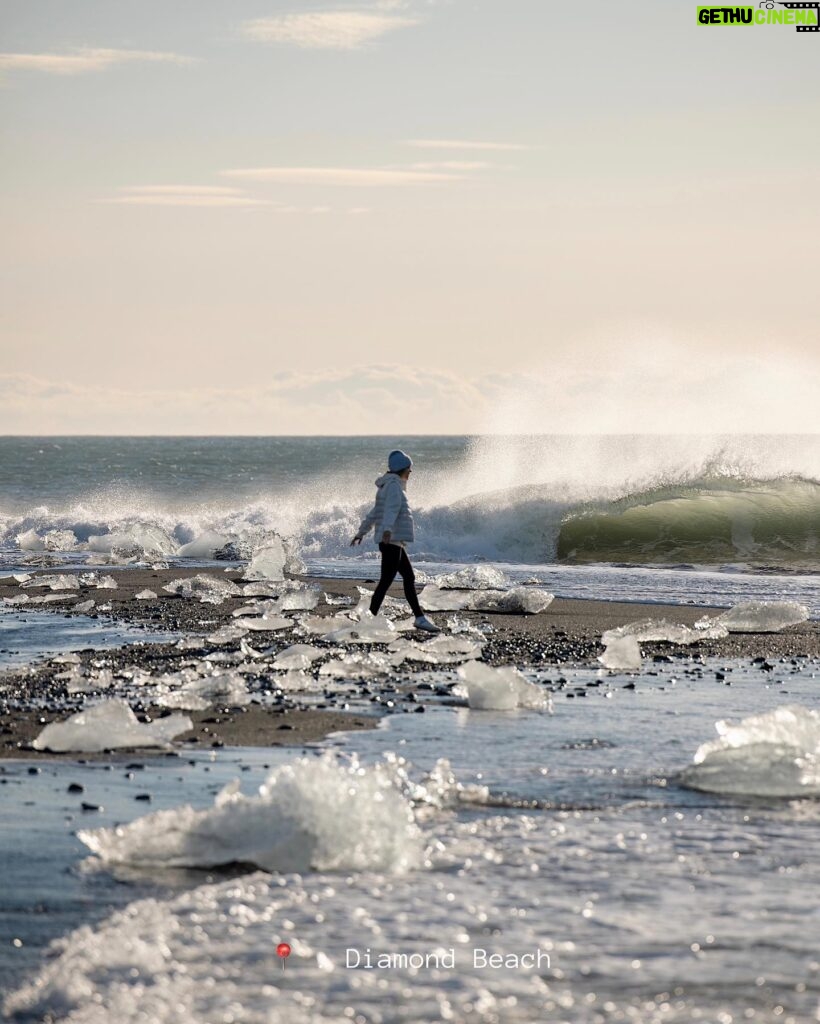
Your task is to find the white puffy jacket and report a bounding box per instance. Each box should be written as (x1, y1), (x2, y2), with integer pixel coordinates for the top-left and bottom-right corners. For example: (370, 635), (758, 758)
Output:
(356, 473), (415, 545)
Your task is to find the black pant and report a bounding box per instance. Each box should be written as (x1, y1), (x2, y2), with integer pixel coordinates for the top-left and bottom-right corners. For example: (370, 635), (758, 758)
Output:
(370, 542), (423, 618)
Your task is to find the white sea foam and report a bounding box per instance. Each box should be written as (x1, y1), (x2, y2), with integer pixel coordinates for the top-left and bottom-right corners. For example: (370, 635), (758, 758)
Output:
(681, 706), (820, 798)
(78, 753), (424, 873)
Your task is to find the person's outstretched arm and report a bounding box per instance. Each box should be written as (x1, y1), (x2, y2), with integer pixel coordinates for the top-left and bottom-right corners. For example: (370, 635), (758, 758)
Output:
(351, 499), (378, 545)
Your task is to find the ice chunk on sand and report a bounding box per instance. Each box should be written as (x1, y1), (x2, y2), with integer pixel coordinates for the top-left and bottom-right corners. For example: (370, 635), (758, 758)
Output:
(32, 699), (191, 753)
(244, 538), (286, 582)
(318, 651), (398, 679)
(388, 636), (483, 666)
(78, 752), (423, 873)
(87, 523), (175, 560)
(420, 584), (554, 615)
(157, 673), (250, 711)
(598, 635), (642, 671)
(242, 579), (305, 597)
(206, 625), (250, 645)
(480, 587), (554, 614)
(233, 615), (291, 632)
(274, 670), (323, 692)
(162, 573), (240, 604)
(3, 594), (30, 605)
(43, 529), (77, 551)
(445, 615), (486, 637)
(176, 531), (230, 559)
(175, 636), (205, 651)
(323, 614), (398, 645)
(95, 574), (118, 589)
(602, 618), (728, 646)
(300, 613), (356, 636)
(699, 600), (810, 634)
(74, 599), (95, 613)
(436, 565), (509, 590)
(276, 588), (320, 612)
(65, 670), (114, 695)
(273, 644), (323, 670)
(681, 705), (820, 798)
(349, 588), (405, 621)
(16, 528), (45, 551)
(135, 589), (157, 600)
(419, 585), (478, 611)
(21, 573), (79, 591)
(231, 599), (280, 617)
(239, 638), (264, 659)
(456, 660), (551, 711)
(236, 590), (320, 616)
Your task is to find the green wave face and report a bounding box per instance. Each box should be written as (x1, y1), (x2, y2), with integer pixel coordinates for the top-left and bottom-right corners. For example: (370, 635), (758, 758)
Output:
(556, 479), (820, 567)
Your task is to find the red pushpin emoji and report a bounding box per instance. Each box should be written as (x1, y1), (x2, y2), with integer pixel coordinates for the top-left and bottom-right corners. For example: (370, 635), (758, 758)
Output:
(277, 942), (292, 971)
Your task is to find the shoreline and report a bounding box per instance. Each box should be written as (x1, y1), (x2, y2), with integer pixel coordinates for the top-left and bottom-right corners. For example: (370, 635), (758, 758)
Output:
(1, 567), (817, 761)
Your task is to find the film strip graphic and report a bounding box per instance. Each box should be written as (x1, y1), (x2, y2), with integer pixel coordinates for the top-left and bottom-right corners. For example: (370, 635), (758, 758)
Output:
(772, 1), (820, 31)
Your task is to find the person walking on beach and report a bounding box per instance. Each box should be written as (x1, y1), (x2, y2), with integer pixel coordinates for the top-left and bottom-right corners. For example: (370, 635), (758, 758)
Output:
(350, 449), (439, 632)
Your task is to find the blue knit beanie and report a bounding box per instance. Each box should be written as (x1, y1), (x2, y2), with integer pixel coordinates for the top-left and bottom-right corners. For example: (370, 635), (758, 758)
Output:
(388, 449), (413, 473)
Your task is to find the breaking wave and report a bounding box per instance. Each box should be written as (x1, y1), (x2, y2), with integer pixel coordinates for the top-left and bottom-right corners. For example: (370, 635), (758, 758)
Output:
(1, 474), (818, 570)
(554, 476), (819, 567)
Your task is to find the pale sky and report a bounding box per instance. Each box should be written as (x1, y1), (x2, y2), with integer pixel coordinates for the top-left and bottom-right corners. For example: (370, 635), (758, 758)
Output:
(1, 1), (818, 433)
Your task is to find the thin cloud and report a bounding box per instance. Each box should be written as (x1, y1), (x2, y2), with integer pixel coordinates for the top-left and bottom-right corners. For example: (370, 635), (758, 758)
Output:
(240, 12), (419, 50)
(222, 166), (462, 186)
(126, 186), (244, 196)
(101, 186), (272, 208)
(0, 48), (195, 75)
(3, 356), (818, 434)
(408, 160), (491, 170)
(404, 139), (531, 152)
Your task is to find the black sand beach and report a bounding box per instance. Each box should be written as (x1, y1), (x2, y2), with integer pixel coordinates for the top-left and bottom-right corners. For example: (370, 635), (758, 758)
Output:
(1, 567), (817, 760)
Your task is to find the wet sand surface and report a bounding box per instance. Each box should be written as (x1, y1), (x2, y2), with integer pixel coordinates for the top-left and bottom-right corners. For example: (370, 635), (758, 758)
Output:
(1, 567), (816, 760)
